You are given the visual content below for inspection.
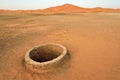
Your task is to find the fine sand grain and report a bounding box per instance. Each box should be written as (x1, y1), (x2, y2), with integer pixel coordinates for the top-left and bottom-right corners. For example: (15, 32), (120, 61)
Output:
(0, 13), (120, 80)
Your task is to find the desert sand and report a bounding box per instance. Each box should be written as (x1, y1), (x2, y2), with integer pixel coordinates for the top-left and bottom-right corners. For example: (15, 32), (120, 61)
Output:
(0, 13), (120, 80)
(0, 4), (120, 14)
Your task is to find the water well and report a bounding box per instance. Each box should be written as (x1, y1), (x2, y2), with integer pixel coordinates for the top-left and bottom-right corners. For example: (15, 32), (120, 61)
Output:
(25, 43), (68, 73)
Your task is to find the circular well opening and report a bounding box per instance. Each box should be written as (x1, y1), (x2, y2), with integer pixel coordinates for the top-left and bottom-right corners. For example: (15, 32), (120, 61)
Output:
(25, 43), (68, 73)
(29, 44), (64, 62)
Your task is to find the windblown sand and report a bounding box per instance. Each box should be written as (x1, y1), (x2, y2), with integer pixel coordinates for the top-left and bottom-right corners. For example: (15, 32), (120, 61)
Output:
(0, 13), (120, 80)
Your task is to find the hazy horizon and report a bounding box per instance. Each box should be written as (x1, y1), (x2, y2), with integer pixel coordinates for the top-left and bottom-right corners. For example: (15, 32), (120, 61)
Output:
(0, 0), (120, 10)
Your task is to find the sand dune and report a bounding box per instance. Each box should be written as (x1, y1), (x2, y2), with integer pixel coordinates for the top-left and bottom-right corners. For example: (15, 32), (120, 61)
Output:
(0, 4), (120, 14)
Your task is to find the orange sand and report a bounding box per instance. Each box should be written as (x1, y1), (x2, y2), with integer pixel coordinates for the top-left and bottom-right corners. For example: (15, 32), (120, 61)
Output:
(0, 13), (120, 80)
(0, 4), (120, 14)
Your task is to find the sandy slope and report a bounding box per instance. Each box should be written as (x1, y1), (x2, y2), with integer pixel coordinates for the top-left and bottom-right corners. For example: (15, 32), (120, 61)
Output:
(0, 13), (120, 80)
(0, 4), (120, 14)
